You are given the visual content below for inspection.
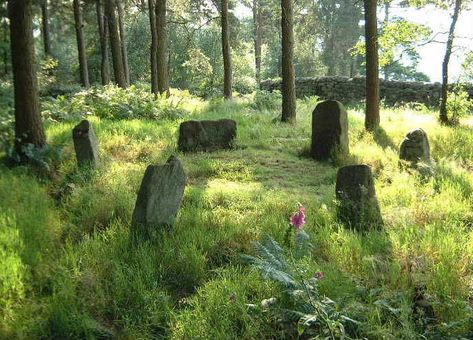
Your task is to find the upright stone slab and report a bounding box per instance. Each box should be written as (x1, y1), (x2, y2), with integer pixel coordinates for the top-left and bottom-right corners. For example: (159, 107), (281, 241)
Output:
(72, 120), (99, 167)
(311, 100), (349, 161)
(399, 128), (431, 165)
(335, 165), (383, 231)
(131, 156), (186, 238)
(178, 119), (237, 152)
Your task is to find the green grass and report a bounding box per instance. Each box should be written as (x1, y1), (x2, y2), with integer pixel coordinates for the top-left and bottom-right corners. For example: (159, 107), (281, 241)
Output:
(1, 89), (473, 338)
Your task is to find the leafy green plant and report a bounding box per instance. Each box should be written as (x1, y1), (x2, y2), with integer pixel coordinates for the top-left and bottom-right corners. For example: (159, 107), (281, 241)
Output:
(4, 141), (64, 177)
(446, 85), (473, 125)
(38, 57), (59, 90)
(41, 84), (194, 122)
(251, 90), (282, 112)
(243, 205), (356, 339)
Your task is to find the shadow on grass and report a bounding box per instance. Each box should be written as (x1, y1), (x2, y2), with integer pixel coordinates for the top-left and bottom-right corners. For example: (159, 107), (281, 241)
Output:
(434, 162), (473, 200)
(372, 126), (397, 151)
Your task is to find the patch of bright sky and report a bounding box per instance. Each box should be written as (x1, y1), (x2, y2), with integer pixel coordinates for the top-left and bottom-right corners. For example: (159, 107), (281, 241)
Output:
(234, 3), (473, 82)
(395, 4), (473, 82)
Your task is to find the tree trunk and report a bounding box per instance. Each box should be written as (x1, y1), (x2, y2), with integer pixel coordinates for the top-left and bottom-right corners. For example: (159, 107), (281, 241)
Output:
(8, 0), (46, 155)
(41, 0), (52, 57)
(148, 0), (158, 95)
(117, 0), (130, 85)
(281, 0), (296, 123)
(253, 0), (262, 89)
(440, 0), (461, 124)
(73, 0), (90, 88)
(156, 0), (169, 95)
(105, 0), (127, 88)
(96, 0), (111, 85)
(221, 0), (232, 99)
(364, 0), (380, 131)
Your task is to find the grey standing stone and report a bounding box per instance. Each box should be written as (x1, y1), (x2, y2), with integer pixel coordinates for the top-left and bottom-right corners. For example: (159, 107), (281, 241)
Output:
(131, 156), (186, 238)
(399, 128), (431, 165)
(335, 165), (383, 231)
(311, 100), (349, 161)
(72, 120), (99, 167)
(178, 119), (237, 152)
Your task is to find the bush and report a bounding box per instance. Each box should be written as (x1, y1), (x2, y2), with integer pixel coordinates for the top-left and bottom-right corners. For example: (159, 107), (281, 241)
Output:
(251, 90), (282, 112)
(447, 85), (473, 124)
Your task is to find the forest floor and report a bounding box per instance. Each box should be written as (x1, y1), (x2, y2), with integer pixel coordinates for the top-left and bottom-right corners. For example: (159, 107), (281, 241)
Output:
(1, 87), (473, 338)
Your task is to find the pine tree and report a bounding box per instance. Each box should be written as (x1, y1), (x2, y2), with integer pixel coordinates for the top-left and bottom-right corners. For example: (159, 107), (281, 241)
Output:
(8, 0), (46, 157)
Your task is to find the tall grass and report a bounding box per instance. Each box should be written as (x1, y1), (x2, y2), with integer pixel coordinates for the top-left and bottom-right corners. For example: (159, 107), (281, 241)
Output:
(1, 88), (473, 338)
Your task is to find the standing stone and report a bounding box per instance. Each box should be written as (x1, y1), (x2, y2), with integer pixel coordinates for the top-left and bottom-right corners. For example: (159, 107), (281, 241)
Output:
(131, 156), (186, 238)
(399, 128), (431, 165)
(72, 120), (99, 167)
(335, 164), (383, 231)
(311, 100), (349, 161)
(178, 119), (237, 152)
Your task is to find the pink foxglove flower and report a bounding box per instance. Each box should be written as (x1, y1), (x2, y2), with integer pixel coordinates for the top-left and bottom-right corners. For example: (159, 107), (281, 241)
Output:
(290, 204), (306, 230)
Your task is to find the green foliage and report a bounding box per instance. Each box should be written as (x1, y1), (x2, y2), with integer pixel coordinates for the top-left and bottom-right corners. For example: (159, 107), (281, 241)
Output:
(182, 48), (214, 95)
(315, 0), (363, 76)
(446, 85), (473, 125)
(353, 18), (431, 78)
(41, 84), (197, 122)
(461, 51), (473, 82)
(250, 90), (282, 112)
(244, 233), (355, 339)
(38, 57), (60, 90)
(0, 81), (13, 149)
(378, 20), (431, 68)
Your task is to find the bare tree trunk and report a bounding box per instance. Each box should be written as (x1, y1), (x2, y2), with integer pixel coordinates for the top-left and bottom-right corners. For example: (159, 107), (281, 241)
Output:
(41, 0), (52, 57)
(440, 0), (461, 124)
(156, 0), (169, 95)
(105, 0), (127, 88)
(73, 0), (90, 88)
(96, 0), (111, 85)
(117, 0), (130, 85)
(8, 0), (46, 155)
(148, 0), (158, 95)
(221, 0), (232, 99)
(281, 0), (296, 123)
(253, 0), (262, 89)
(364, 0), (380, 131)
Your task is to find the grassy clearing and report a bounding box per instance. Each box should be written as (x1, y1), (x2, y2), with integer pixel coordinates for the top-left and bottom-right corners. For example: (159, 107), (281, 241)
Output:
(1, 89), (473, 338)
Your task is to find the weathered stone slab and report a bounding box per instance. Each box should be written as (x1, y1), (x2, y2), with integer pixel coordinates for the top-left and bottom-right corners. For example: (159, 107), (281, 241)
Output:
(335, 164), (383, 231)
(311, 100), (349, 161)
(178, 119), (237, 152)
(399, 128), (431, 165)
(131, 156), (186, 238)
(72, 120), (99, 167)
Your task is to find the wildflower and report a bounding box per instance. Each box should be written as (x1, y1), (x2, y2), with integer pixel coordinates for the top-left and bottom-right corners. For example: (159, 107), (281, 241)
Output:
(314, 271), (325, 280)
(290, 204), (306, 230)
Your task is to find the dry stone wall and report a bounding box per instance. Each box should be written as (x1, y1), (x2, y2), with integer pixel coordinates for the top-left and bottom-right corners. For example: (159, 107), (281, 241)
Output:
(261, 76), (473, 107)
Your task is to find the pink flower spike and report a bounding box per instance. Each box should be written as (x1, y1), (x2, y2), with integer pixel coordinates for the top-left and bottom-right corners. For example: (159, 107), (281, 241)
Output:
(290, 204), (306, 230)
(314, 271), (325, 280)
